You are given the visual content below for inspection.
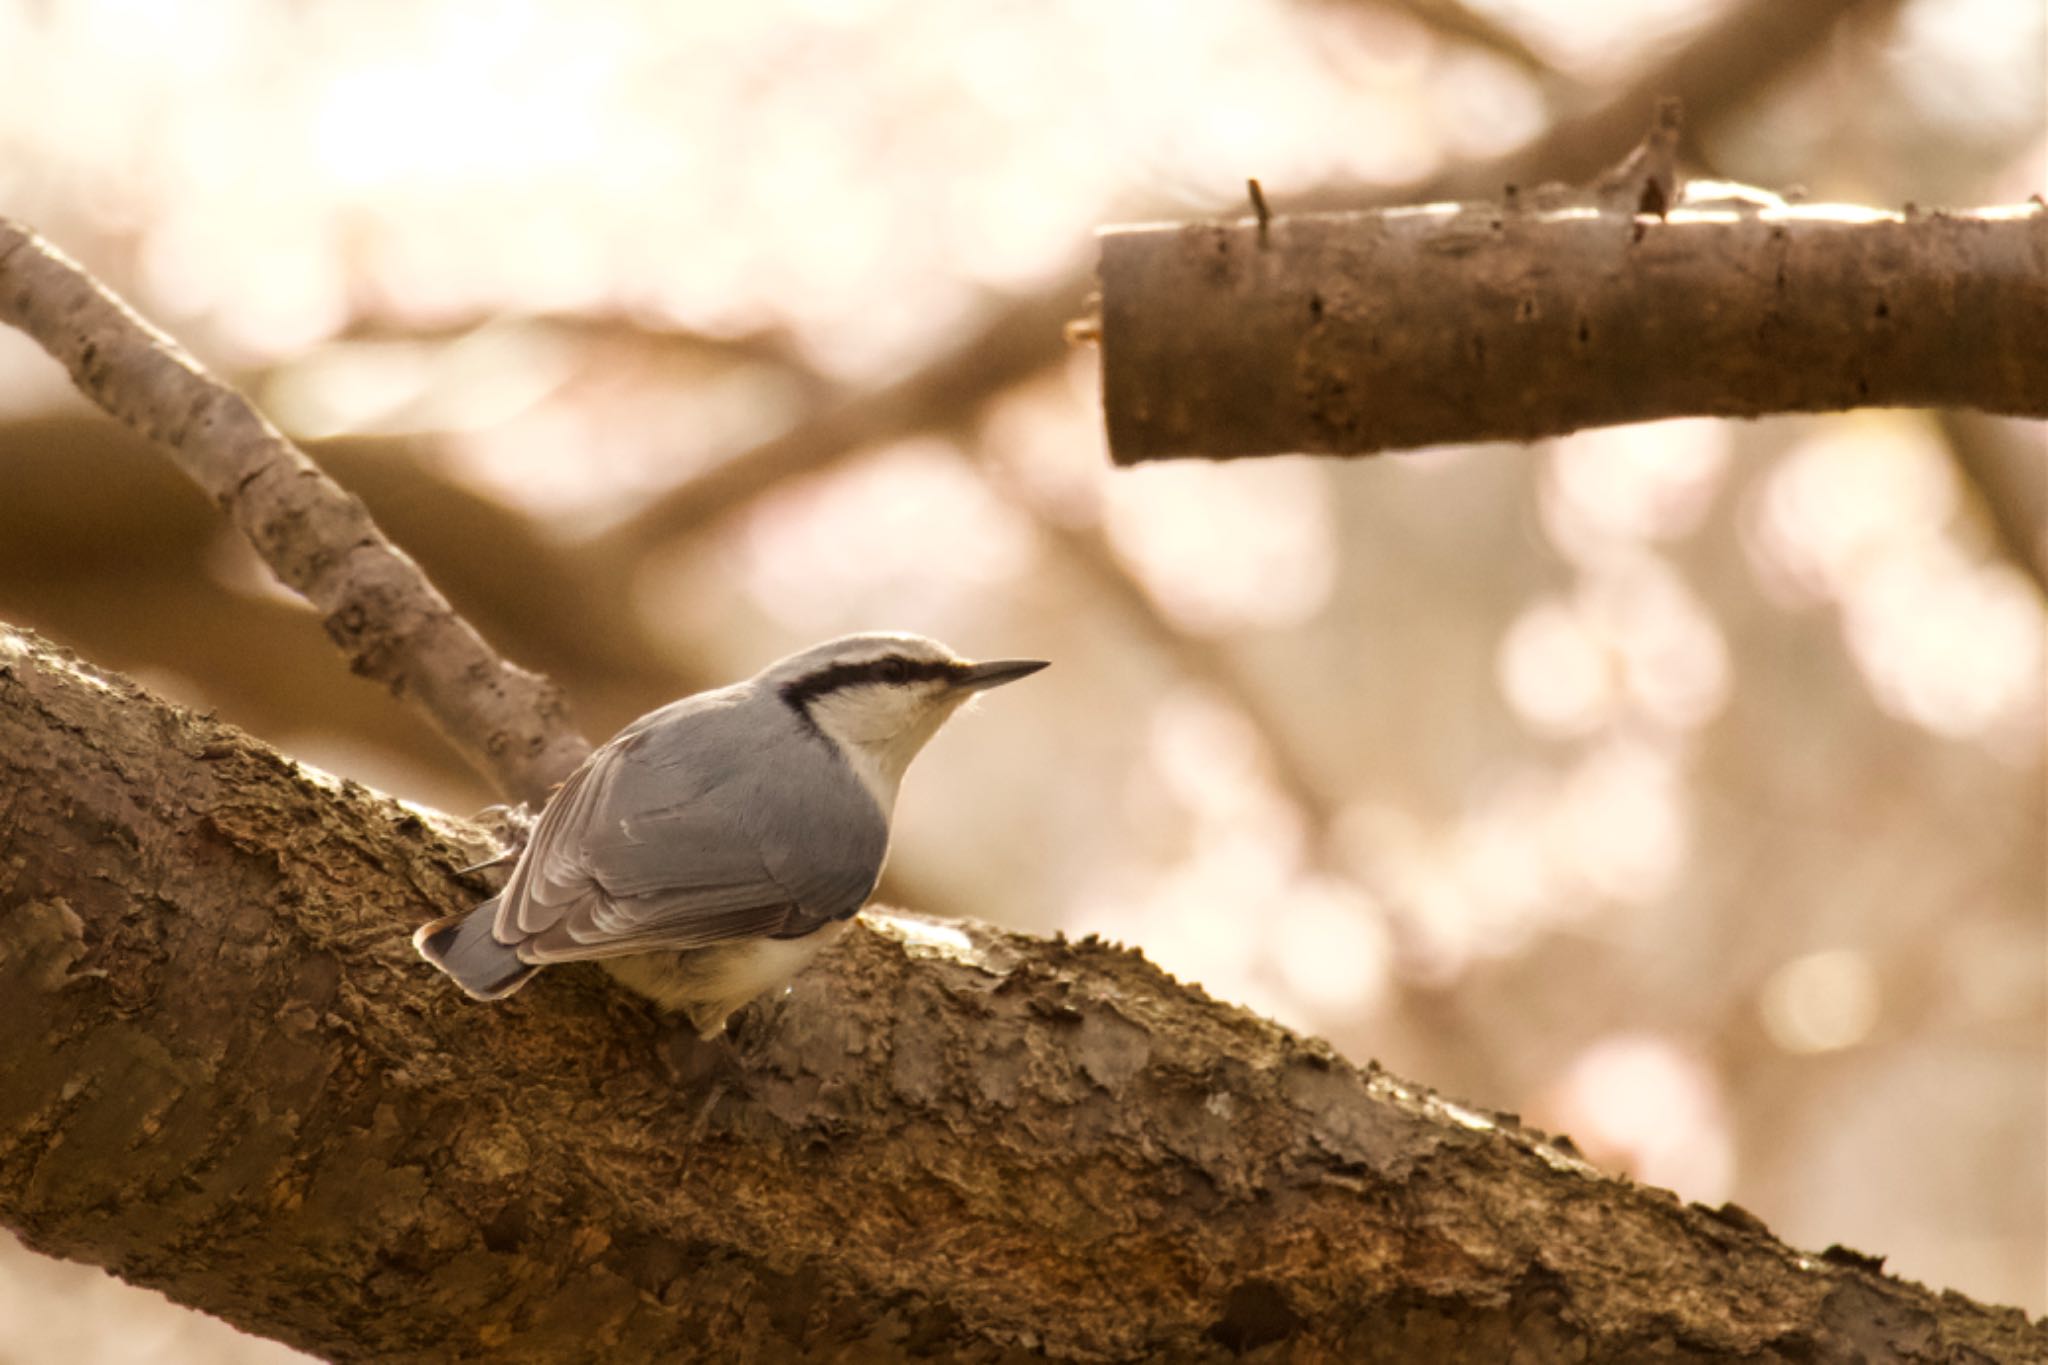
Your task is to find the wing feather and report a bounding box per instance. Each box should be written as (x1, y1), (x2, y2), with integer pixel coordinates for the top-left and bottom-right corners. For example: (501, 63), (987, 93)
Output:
(492, 686), (887, 963)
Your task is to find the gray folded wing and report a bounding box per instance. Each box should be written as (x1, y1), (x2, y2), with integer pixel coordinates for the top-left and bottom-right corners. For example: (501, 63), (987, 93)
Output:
(493, 687), (888, 962)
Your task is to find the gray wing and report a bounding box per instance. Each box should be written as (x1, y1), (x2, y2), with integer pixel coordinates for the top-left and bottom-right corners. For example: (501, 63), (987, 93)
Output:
(493, 686), (888, 963)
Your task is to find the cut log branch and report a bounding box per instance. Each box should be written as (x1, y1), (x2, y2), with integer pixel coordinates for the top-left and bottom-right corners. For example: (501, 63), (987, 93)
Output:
(2, 622), (2040, 1363)
(1097, 197), (2048, 462)
(0, 218), (591, 806)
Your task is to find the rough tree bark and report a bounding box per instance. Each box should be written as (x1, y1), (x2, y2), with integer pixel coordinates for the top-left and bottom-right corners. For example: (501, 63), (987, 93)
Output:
(2, 624), (2042, 1363)
(1097, 196), (2048, 462)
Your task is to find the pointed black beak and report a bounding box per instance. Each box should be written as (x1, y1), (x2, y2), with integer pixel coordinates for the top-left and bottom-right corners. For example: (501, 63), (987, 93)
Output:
(952, 658), (1049, 692)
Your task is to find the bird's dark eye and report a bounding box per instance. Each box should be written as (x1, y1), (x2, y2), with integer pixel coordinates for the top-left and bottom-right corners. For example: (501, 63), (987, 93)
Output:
(875, 657), (911, 684)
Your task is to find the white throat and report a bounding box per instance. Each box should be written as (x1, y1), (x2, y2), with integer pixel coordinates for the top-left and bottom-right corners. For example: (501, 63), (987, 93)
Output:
(833, 737), (910, 809)
(804, 689), (963, 810)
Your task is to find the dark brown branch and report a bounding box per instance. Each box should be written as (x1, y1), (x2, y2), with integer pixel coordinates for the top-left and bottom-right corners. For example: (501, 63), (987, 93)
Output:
(0, 219), (591, 806)
(1098, 200), (2048, 462)
(3, 622), (2041, 1363)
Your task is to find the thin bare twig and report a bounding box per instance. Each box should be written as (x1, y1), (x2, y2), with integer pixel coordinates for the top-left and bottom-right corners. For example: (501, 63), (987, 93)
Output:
(331, 307), (817, 384)
(1433, 0), (1900, 198)
(0, 218), (591, 806)
(612, 289), (1081, 551)
(1329, 0), (1557, 80)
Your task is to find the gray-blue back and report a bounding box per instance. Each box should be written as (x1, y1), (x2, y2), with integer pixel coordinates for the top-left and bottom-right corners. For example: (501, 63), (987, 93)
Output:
(496, 681), (889, 960)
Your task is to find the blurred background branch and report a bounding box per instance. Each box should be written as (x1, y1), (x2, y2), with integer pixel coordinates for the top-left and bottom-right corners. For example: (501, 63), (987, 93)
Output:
(1938, 410), (2048, 595)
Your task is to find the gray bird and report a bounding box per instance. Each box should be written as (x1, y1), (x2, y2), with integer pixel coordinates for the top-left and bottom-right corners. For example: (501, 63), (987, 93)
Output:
(413, 632), (1045, 1037)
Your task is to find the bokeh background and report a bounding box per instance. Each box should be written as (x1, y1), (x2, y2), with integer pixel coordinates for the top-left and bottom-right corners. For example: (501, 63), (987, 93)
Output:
(0, 0), (2042, 1357)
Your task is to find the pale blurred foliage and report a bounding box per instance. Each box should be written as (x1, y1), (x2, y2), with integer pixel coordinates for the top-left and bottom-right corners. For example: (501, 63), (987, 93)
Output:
(731, 439), (1043, 630)
(0, 0), (2043, 1357)
(1542, 1032), (1736, 1202)
(1761, 949), (1883, 1054)
(1746, 419), (2044, 752)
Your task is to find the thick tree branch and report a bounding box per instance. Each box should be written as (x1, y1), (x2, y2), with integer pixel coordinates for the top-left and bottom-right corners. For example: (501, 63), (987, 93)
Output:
(1098, 198), (2048, 461)
(0, 219), (590, 806)
(1, 623), (2038, 1363)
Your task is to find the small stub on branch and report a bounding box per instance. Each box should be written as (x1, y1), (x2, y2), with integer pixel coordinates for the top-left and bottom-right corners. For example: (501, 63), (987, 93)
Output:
(1064, 291), (1103, 346)
(1248, 177), (1272, 244)
(1595, 96), (1685, 218)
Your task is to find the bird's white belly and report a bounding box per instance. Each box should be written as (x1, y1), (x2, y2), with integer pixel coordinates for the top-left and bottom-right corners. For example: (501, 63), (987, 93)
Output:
(601, 920), (849, 1039)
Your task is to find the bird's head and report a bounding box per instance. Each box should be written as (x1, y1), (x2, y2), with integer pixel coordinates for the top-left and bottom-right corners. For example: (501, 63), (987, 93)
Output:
(764, 632), (1046, 806)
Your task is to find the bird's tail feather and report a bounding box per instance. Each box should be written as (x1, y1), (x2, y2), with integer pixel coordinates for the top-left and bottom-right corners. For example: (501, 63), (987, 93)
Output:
(413, 899), (539, 1001)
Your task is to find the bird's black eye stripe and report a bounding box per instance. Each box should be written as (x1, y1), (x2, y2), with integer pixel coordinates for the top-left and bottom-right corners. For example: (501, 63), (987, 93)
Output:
(779, 655), (964, 714)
